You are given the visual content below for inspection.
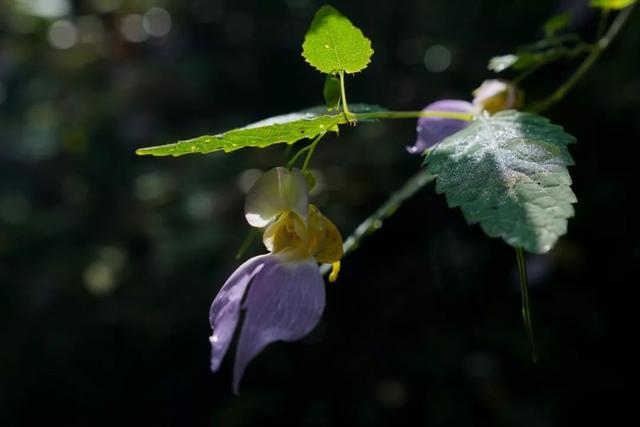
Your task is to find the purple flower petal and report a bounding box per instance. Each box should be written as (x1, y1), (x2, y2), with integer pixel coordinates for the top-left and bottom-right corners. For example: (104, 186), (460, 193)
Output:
(232, 254), (324, 393)
(209, 254), (269, 372)
(408, 99), (476, 154)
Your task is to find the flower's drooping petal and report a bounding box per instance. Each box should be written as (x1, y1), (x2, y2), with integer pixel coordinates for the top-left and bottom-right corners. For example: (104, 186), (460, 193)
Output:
(472, 79), (522, 114)
(245, 167), (309, 228)
(408, 100), (476, 154)
(232, 255), (325, 393)
(307, 204), (343, 264)
(209, 255), (269, 372)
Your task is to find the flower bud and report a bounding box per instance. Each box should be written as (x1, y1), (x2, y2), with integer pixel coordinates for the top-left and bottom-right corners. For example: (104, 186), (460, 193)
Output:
(472, 80), (523, 114)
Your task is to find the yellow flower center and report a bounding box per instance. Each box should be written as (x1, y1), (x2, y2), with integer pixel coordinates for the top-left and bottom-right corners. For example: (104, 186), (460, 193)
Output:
(262, 204), (343, 273)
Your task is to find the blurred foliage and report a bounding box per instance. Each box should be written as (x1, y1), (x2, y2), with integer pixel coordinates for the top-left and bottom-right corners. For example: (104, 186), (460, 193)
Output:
(1, 0), (638, 426)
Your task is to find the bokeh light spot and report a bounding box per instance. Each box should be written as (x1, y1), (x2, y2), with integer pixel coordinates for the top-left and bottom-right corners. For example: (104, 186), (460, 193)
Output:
(423, 44), (451, 73)
(143, 7), (172, 37)
(15, 0), (70, 18)
(48, 20), (78, 50)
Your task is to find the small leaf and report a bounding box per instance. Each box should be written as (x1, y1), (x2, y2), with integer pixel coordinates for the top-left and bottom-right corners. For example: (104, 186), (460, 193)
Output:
(424, 111), (577, 254)
(590, 0), (636, 9)
(135, 104), (384, 157)
(323, 75), (341, 111)
(302, 5), (374, 74)
(488, 53), (541, 73)
(543, 11), (573, 36)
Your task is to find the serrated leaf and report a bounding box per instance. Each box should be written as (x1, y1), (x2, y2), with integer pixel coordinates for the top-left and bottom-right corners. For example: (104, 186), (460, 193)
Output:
(302, 5), (374, 74)
(135, 104), (385, 157)
(424, 111), (577, 254)
(590, 0), (636, 9)
(323, 75), (341, 110)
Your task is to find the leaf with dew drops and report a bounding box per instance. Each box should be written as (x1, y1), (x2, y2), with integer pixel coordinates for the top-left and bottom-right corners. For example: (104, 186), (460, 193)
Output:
(135, 104), (386, 157)
(424, 110), (577, 254)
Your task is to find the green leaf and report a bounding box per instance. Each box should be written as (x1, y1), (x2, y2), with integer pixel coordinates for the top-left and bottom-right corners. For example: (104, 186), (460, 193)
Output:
(302, 5), (374, 74)
(136, 112), (344, 157)
(543, 11), (573, 36)
(323, 75), (341, 111)
(424, 111), (577, 254)
(590, 0), (636, 9)
(135, 104), (385, 157)
(488, 53), (541, 72)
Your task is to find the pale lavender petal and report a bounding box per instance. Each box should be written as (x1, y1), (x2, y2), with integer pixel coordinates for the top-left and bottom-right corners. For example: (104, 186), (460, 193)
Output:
(232, 255), (325, 393)
(408, 99), (476, 154)
(209, 254), (270, 372)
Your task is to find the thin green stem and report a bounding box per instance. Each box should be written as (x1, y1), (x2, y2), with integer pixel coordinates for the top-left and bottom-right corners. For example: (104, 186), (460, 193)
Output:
(286, 145), (312, 169)
(516, 248), (537, 363)
(301, 133), (324, 172)
(355, 110), (475, 121)
(287, 133), (326, 171)
(528, 4), (635, 113)
(320, 167), (437, 274)
(339, 71), (354, 122)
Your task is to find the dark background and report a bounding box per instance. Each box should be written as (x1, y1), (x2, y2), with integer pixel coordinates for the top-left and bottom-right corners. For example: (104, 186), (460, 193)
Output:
(1, 0), (638, 425)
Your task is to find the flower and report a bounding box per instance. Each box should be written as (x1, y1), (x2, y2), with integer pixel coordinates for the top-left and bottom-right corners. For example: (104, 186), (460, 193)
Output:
(209, 167), (343, 393)
(472, 79), (523, 114)
(407, 99), (477, 154)
(407, 80), (522, 154)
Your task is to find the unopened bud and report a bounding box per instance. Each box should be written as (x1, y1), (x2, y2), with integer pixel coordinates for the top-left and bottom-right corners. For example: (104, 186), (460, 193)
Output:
(472, 80), (523, 114)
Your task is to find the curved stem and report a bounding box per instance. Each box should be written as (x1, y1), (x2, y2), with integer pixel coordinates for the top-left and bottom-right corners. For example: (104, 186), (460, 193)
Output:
(286, 145), (311, 169)
(339, 71), (355, 123)
(529, 4), (635, 113)
(302, 133), (323, 172)
(320, 168), (437, 274)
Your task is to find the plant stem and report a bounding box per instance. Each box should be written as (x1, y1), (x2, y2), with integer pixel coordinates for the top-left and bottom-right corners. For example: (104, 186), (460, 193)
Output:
(355, 110), (475, 121)
(529, 4), (635, 113)
(339, 71), (355, 123)
(516, 248), (537, 363)
(302, 133), (323, 172)
(320, 168), (437, 274)
(286, 145), (311, 169)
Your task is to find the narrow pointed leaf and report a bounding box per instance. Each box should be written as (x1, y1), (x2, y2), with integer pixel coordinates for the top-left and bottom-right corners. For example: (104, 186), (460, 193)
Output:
(135, 104), (385, 157)
(424, 110), (577, 254)
(136, 111), (344, 157)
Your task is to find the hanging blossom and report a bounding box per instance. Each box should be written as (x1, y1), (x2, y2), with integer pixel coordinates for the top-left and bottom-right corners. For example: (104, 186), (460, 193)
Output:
(209, 167), (343, 393)
(407, 79), (522, 154)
